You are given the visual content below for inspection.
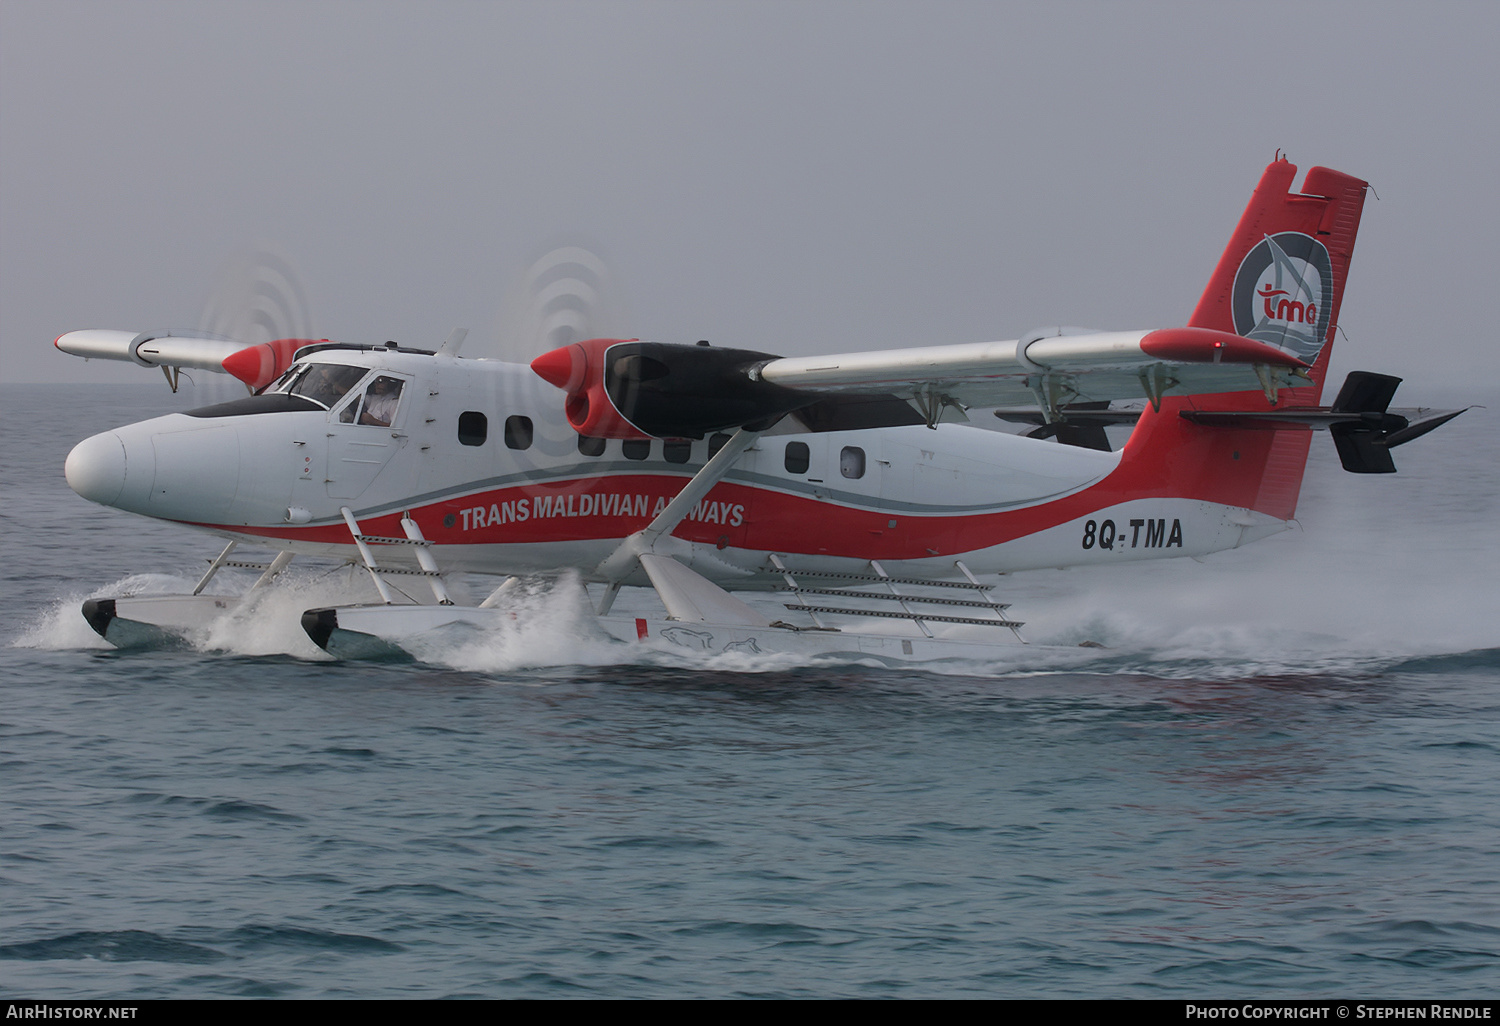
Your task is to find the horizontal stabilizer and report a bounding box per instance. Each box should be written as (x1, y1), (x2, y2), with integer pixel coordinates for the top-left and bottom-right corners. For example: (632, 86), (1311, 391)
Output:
(993, 401), (1141, 450)
(1177, 371), (1467, 474)
(1381, 408), (1466, 448)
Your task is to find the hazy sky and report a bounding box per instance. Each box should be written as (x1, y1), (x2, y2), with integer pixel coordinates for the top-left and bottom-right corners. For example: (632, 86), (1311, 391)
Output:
(3, 0), (1496, 390)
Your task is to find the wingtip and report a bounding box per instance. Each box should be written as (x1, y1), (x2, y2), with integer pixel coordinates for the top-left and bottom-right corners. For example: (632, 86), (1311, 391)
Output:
(1141, 327), (1310, 369)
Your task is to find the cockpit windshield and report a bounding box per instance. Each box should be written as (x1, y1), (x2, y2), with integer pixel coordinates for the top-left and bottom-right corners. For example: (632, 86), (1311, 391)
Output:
(267, 363), (369, 410)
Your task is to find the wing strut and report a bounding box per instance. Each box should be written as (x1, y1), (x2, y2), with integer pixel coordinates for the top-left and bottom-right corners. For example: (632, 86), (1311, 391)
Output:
(192, 540), (240, 595)
(340, 508), (453, 606)
(189, 539), (295, 596)
(593, 427), (760, 614)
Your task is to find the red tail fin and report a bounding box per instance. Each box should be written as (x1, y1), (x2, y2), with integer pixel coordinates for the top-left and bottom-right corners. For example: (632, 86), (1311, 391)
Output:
(1187, 159), (1368, 392)
(1116, 160), (1369, 520)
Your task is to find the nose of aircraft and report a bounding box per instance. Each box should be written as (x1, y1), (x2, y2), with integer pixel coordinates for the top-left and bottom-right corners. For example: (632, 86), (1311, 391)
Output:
(65, 431), (132, 506)
(65, 417), (245, 521)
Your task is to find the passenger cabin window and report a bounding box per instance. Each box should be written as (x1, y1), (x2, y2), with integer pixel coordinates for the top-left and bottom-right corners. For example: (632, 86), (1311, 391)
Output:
(340, 375), (405, 426)
(274, 363), (367, 410)
(578, 435), (606, 457)
(784, 441), (810, 475)
(622, 439), (652, 461)
(457, 411), (487, 446)
(663, 440), (691, 464)
(708, 432), (732, 458)
(840, 446), (866, 479)
(504, 416), (533, 450)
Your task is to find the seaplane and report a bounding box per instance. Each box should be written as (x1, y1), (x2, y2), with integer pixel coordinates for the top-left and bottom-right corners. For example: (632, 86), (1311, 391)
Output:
(55, 159), (1464, 662)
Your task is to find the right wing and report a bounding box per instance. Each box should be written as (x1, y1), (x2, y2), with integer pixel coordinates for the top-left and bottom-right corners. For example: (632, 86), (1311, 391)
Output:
(757, 327), (1308, 425)
(530, 328), (1311, 439)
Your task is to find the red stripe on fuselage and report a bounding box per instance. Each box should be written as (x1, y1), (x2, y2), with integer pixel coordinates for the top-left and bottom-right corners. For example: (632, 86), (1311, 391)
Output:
(185, 451), (1250, 563)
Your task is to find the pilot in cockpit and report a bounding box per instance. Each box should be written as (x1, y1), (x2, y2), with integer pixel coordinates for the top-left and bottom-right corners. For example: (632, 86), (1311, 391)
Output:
(358, 376), (403, 427)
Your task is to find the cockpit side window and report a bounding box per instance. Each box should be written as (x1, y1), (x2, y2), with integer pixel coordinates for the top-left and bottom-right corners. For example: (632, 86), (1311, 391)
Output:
(337, 375), (405, 426)
(276, 363), (368, 410)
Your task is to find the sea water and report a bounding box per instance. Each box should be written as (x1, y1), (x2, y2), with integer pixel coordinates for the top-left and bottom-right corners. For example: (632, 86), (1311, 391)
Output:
(2, 383), (1496, 998)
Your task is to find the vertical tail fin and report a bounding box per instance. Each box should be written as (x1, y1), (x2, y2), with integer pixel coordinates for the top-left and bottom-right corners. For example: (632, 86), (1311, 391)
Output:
(1187, 158), (1368, 394)
(1116, 160), (1369, 520)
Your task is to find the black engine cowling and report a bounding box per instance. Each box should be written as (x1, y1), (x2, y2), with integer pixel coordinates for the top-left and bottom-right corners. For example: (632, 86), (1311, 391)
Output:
(530, 338), (815, 439)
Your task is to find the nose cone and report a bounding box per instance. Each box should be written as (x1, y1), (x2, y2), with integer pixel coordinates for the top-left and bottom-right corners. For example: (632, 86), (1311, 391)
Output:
(66, 417), (241, 522)
(531, 343), (585, 391)
(66, 431), (130, 506)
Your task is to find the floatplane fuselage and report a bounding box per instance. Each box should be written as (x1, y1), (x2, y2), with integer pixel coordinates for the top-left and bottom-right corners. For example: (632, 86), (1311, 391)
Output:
(64, 348), (1262, 583)
(55, 160), (1465, 661)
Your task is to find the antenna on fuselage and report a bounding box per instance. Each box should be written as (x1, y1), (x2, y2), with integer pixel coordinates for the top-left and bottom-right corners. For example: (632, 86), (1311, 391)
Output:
(439, 327), (469, 356)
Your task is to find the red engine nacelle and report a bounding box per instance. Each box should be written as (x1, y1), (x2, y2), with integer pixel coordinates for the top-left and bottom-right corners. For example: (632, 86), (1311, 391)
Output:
(530, 338), (652, 439)
(222, 338), (324, 392)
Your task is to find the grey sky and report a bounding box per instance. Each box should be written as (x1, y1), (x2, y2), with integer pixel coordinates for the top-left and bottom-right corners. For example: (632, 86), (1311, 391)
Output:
(3, 0), (1496, 390)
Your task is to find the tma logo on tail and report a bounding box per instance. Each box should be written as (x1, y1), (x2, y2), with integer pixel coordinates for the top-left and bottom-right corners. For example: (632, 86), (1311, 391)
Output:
(1231, 232), (1334, 363)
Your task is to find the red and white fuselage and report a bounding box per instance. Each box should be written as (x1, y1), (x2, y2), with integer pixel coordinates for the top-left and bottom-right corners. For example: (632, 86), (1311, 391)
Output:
(62, 160), (1408, 623)
(63, 344), (1289, 592)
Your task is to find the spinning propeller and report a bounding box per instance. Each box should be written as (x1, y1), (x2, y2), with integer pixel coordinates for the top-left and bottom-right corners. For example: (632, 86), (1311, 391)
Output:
(491, 244), (627, 364)
(198, 249), (316, 397)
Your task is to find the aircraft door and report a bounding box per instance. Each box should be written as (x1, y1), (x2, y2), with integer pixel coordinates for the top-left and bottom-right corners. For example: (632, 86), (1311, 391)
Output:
(415, 364), (484, 501)
(879, 437), (960, 555)
(326, 373), (411, 500)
